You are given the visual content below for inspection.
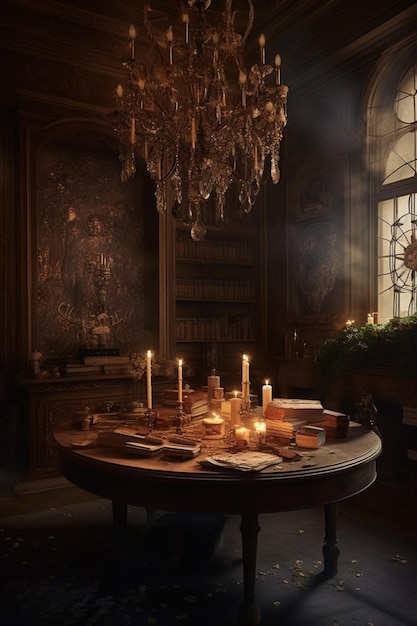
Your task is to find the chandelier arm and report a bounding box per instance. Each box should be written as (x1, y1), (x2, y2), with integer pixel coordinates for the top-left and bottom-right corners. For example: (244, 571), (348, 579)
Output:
(143, 3), (158, 46)
(240, 0), (255, 48)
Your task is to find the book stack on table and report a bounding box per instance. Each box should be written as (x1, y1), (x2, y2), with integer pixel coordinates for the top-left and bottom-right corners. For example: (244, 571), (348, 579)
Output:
(315, 409), (350, 438)
(264, 398), (325, 441)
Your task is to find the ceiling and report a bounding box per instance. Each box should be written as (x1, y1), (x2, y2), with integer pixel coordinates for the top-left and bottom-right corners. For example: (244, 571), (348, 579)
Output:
(1, 0), (416, 105)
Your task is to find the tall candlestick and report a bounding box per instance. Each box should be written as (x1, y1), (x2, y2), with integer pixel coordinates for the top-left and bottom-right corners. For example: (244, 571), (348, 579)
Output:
(262, 379), (272, 415)
(146, 350), (152, 409)
(242, 354), (249, 383)
(178, 358), (183, 403)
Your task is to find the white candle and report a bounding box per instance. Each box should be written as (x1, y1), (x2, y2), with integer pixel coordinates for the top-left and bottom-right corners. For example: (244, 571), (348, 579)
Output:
(178, 358), (183, 403)
(242, 354), (249, 383)
(146, 350), (152, 409)
(235, 427), (250, 442)
(182, 13), (189, 44)
(230, 393), (241, 426)
(259, 33), (266, 64)
(262, 380), (272, 415)
(275, 54), (281, 85)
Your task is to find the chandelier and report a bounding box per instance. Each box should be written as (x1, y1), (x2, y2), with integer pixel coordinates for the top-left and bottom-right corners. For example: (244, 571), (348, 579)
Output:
(112, 0), (288, 240)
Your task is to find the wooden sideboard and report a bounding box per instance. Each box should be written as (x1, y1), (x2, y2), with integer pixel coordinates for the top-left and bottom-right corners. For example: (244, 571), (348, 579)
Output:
(17, 375), (173, 476)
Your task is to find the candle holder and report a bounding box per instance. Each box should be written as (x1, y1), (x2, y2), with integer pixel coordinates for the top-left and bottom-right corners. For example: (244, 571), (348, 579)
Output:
(239, 396), (252, 425)
(175, 402), (185, 434)
(254, 421), (267, 449)
(145, 408), (156, 433)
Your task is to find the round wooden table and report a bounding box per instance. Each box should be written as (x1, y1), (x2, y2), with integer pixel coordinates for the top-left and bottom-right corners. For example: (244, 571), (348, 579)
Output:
(53, 422), (382, 626)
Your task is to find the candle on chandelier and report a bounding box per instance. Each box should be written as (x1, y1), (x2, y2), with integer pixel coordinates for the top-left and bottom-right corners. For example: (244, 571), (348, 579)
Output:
(130, 118), (135, 145)
(146, 350), (152, 409)
(262, 380), (272, 415)
(182, 13), (189, 44)
(191, 117), (196, 149)
(167, 26), (173, 64)
(129, 24), (136, 60)
(259, 33), (266, 64)
(239, 70), (247, 107)
(178, 358), (183, 403)
(275, 54), (281, 85)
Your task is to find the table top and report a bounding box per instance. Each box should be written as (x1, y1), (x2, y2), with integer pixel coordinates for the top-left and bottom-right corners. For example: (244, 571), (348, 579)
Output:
(53, 420), (382, 514)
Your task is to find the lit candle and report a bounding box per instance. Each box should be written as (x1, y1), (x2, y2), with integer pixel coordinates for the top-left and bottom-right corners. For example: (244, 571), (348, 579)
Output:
(182, 13), (189, 44)
(367, 313), (374, 325)
(129, 24), (136, 60)
(116, 84), (123, 99)
(239, 70), (247, 107)
(146, 350), (152, 409)
(167, 26), (173, 64)
(275, 54), (281, 85)
(235, 427), (250, 444)
(178, 358), (183, 403)
(262, 380), (272, 415)
(242, 354), (249, 383)
(259, 33), (266, 64)
(230, 391), (241, 426)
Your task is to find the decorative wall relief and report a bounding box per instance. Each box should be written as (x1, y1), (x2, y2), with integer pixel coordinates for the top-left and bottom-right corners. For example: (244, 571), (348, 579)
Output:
(294, 221), (340, 313)
(36, 131), (155, 358)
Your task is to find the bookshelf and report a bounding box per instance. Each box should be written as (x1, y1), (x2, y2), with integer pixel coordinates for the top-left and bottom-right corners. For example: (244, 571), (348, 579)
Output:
(175, 218), (262, 382)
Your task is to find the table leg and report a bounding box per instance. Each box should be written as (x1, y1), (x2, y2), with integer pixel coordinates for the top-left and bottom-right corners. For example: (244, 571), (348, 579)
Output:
(323, 502), (340, 576)
(238, 512), (262, 626)
(112, 501), (128, 543)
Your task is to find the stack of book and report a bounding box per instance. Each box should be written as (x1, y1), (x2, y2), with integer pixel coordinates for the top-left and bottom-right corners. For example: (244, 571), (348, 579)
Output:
(64, 354), (132, 376)
(84, 355), (131, 375)
(265, 398), (324, 421)
(64, 363), (103, 376)
(265, 416), (310, 439)
(98, 429), (201, 459)
(160, 388), (208, 420)
(264, 398), (325, 440)
(315, 409), (350, 438)
(295, 425), (326, 448)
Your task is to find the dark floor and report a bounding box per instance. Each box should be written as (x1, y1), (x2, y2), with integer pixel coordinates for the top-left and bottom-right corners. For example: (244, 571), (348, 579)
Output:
(1, 473), (416, 625)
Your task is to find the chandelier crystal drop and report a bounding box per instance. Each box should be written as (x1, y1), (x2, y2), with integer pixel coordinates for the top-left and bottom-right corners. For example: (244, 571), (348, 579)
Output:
(112, 0), (288, 240)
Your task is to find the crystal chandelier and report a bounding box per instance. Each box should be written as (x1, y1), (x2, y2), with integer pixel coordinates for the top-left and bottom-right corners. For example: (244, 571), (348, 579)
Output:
(112, 0), (288, 240)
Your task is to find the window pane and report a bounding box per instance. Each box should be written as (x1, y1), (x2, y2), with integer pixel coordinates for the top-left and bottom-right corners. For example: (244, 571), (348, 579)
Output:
(378, 194), (417, 323)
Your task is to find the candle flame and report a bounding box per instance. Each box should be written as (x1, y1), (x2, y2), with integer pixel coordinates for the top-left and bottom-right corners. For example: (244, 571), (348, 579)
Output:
(147, 349), (152, 358)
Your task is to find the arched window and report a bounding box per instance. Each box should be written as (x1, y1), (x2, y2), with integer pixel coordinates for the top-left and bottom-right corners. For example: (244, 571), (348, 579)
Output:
(369, 56), (417, 324)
